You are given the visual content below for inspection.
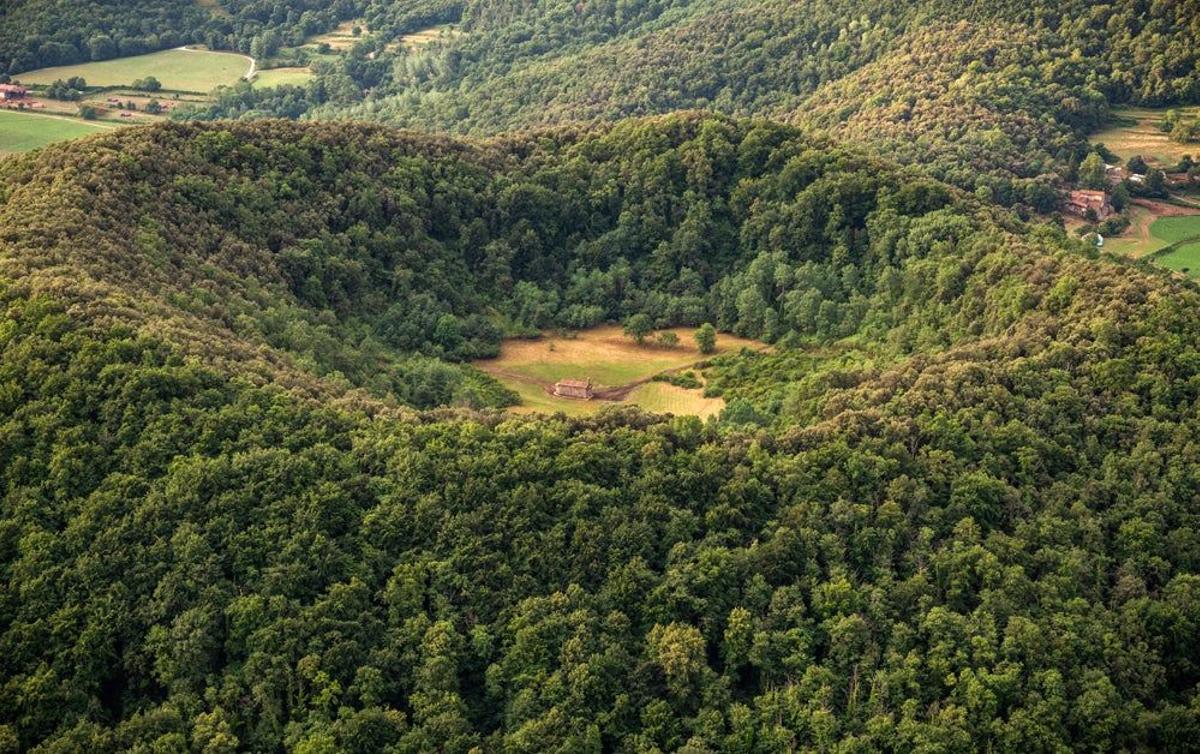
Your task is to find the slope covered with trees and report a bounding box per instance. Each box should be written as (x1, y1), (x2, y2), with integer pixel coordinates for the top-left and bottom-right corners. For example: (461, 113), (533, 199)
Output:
(0, 0), (368, 74)
(164, 0), (1199, 213)
(3, 114), (1200, 751)
(12, 0), (1194, 210)
(0, 114), (975, 409)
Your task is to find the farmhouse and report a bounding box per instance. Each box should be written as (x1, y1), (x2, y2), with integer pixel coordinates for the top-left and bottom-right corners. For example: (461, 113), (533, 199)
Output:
(1064, 189), (1114, 220)
(0, 84), (27, 101)
(554, 378), (594, 399)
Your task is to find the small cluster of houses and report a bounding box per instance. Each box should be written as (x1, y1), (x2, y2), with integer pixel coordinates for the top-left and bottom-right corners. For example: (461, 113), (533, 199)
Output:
(1064, 189), (1115, 220)
(0, 83), (43, 110)
(1105, 162), (1195, 190)
(1064, 160), (1199, 221)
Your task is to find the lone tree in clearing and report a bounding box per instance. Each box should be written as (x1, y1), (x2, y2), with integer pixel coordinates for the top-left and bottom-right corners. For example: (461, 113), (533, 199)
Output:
(624, 313), (653, 345)
(132, 76), (161, 92)
(695, 323), (717, 354)
(1079, 152), (1107, 190)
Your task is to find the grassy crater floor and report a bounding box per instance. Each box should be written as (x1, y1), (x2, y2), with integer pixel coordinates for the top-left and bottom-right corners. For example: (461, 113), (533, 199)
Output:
(474, 325), (763, 417)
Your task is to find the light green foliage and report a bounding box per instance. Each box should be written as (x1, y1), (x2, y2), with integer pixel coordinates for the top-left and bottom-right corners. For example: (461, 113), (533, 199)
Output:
(1079, 152), (1108, 189)
(623, 313), (654, 345)
(695, 323), (717, 354)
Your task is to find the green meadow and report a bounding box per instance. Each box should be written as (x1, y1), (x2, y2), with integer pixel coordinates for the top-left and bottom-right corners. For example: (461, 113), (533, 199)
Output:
(0, 110), (110, 154)
(17, 48), (251, 92)
(1148, 215), (1200, 276)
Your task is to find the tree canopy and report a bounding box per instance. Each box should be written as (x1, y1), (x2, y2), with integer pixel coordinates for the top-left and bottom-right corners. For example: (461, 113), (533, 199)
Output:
(2, 114), (1200, 750)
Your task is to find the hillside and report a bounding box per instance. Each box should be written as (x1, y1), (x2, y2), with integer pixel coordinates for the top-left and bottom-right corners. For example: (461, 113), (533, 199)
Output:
(0, 114), (979, 410)
(8, 0), (1198, 210)
(3, 116), (1200, 750)
(175, 0), (1200, 206)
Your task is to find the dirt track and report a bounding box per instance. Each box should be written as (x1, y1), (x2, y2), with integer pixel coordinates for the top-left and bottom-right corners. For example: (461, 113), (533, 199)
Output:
(1131, 198), (1200, 216)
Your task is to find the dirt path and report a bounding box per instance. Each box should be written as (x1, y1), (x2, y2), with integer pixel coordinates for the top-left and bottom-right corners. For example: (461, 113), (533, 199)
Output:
(1131, 198), (1200, 217)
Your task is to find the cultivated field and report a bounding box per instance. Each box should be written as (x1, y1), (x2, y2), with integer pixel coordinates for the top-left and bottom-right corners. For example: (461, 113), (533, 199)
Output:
(400, 24), (463, 49)
(16, 48), (252, 92)
(475, 325), (763, 417)
(1093, 107), (1200, 167)
(627, 381), (726, 419)
(310, 20), (368, 50)
(253, 67), (315, 88)
(0, 110), (111, 154)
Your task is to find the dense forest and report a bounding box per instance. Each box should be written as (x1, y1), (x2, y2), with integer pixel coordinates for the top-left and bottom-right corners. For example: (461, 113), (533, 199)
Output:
(0, 115), (975, 407)
(163, 0), (1200, 208)
(3, 114), (1200, 751)
(0, 0), (404, 74)
(8, 0), (1194, 210)
(3, 1), (1200, 751)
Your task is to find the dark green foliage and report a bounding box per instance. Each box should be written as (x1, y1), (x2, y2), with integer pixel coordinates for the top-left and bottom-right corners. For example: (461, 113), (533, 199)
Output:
(654, 369), (701, 389)
(4, 109), (1200, 751)
(0, 0), (209, 72)
(179, 0), (1194, 206)
(43, 77), (87, 100)
(4, 223), (1200, 748)
(0, 114), (994, 408)
(130, 76), (161, 92)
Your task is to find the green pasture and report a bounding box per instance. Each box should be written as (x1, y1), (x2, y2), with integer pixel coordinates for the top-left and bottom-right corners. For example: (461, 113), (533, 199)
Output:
(0, 110), (110, 154)
(17, 48), (251, 92)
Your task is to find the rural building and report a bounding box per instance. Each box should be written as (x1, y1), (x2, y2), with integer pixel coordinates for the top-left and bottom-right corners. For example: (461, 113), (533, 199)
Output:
(553, 378), (593, 399)
(1064, 189), (1114, 220)
(0, 84), (27, 101)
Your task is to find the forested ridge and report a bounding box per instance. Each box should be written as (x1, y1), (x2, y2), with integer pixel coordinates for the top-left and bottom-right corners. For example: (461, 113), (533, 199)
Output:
(172, 0), (1200, 206)
(8, 0), (1198, 209)
(0, 0), (439, 74)
(3, 114), (1200, 751)
(0, 114), (981, 410)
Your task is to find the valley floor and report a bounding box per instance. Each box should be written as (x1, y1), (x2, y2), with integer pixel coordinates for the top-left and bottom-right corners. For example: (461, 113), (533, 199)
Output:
(474, 325), (764, 418)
